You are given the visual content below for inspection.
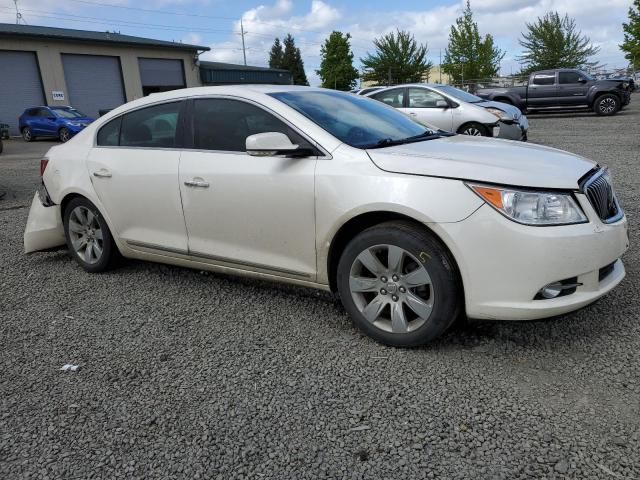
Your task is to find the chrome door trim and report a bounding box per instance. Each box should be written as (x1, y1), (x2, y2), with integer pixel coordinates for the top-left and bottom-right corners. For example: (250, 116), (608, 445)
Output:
(126, 239), (189, 256)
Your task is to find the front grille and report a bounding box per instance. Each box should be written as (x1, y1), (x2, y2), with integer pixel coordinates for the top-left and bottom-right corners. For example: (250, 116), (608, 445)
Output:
(582, 169), (620, 222)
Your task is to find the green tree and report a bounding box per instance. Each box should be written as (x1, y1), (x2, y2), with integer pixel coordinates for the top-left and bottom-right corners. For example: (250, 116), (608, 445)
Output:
(442, 1), (505, 84)
(621, 0), (640, 69)
(317, 31), (359, 90)
(268, 37), (284, 69)
(518, 11), (600, 72)
(282, 34), (309, 85)
(360, 29), (432, 84)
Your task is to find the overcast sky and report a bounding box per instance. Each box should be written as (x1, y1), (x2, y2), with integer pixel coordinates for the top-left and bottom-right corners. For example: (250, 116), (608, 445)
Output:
(2, 0), (633, 85)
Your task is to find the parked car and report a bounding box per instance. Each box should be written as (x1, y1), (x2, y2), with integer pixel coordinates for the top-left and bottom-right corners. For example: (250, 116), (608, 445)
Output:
(355, 86), (384, 96)
(24, 86), (628, 347)
(476, 69), (631, 115)
(0, 137), (3, 154)
(366, 84), (528, 140)
(0, 121), (9, 139)
(19, 106), (94, 143)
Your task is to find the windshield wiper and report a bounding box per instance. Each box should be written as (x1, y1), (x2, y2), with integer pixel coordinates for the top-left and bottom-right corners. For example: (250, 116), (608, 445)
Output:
(364, 130), (452, 149)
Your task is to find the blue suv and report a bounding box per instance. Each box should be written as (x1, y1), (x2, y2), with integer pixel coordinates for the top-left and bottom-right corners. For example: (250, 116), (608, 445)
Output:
(19, 106), (94, 143)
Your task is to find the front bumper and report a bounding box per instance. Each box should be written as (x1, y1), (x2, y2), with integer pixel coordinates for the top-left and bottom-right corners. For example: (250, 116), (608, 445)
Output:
(434, 195), (629, 320)
(66, 124), (88, 135)
(496, 116), (528, 141)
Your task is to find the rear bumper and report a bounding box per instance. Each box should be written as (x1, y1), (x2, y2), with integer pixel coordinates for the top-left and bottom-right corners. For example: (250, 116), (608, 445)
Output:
(24, 193), (66, 253)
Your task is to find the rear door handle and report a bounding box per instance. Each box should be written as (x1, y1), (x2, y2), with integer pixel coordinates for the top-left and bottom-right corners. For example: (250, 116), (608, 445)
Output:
(92, 169), (112, 178)
(184, 179), (210, 188)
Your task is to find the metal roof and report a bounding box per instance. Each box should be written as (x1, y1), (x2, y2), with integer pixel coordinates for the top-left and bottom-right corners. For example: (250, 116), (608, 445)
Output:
(199, 61), (288, 73)
(0, 23), (210, 51)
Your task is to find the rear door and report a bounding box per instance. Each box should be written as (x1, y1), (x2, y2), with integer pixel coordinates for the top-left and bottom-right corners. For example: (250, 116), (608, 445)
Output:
(527, 72), (557, 107)
(403, 87), (454, 132)
(86, 100), (188, 253)
(31, 108), (56, 136)
(557, 71), (589, 106)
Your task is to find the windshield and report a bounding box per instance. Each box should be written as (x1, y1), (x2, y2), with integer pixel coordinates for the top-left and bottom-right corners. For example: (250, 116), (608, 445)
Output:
(432, 85), (483, 103)
(270, 90), (435, 149)
(51, 108), (86, 119)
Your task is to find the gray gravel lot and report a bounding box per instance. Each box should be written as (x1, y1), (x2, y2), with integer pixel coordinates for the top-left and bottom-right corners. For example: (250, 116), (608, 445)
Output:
(1, 103), (639, 479)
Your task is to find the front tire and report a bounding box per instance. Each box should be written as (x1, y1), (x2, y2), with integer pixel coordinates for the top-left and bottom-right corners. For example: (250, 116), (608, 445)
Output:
(457, 122), (489, 137)
(59, 127), (71, 143)
(594, 94), (620, 116)
(63, 197), (119, 272)
(337, 221), (462, 347)
(22, 127), (34, 142)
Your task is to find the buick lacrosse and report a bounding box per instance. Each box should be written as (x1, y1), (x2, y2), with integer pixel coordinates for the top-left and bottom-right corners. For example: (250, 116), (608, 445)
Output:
(24, 86), (629, 346)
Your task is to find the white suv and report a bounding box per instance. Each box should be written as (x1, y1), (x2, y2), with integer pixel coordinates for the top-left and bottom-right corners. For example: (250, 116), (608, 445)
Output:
(24, 86), (628, 346)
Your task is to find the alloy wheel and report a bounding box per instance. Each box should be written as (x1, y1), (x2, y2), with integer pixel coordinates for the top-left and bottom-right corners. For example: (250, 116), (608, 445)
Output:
(349, 244), (434, 333)
(600, 97), (617, 114)
(60, 128), (70, 142)
(463, 126), (482, 136)
(22, 128), (32, 141)
(68, 206), (104, 264)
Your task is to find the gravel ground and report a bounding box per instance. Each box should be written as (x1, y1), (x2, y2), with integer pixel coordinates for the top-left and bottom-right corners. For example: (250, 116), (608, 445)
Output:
(1, 103), (639, 479)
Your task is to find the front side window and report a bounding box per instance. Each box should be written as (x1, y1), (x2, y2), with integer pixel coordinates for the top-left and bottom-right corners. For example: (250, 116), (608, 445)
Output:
(372, 88), (405, 108)
(408, 88), (448, 108)
(192, 98), (312, 152)
(271, 90), (433, 149)
(558, 72), (583, 84)
(52, 108), (86, 119)
(532, 74), (555, 86)
(119, 102), (181, 148)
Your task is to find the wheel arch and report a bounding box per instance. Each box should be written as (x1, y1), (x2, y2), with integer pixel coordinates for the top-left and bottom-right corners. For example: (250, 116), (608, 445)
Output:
(326, 211), (464, 296)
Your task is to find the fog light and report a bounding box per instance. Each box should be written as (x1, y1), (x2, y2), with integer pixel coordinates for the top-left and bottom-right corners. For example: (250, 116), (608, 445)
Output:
(540, 282), (563, 299)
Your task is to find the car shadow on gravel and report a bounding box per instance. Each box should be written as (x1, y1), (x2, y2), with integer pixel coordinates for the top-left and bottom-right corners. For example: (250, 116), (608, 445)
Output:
(526, 109), (633, 119)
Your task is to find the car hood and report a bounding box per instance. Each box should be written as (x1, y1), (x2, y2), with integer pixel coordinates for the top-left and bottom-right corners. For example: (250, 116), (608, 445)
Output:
(366, 135), (597, 189)
(474, 100), (522, 119)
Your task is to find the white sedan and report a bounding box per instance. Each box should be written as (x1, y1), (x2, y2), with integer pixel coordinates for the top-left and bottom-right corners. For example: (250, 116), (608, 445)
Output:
(24, 86), (628, 346)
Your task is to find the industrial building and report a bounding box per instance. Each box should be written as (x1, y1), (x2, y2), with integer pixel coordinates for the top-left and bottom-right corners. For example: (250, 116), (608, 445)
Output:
(0, 23), (292, 135)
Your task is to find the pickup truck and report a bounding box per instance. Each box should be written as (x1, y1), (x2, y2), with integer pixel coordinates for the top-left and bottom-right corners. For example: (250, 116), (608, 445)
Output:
(476, 69), (631, 115)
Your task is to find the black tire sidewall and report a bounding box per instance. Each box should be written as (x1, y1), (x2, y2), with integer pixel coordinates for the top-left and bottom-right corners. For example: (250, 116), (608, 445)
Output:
(458, 122), (489, 137)
(59, 128), (70, 142)
(595, 94), (620, 116)
(63, 197), (116, 273)
(336, 223), (462, 347)
(22, 127), (33, 142)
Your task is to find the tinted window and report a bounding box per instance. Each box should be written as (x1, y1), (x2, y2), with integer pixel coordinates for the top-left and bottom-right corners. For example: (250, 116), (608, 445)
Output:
(372, 88), (405, 107)
(192, 98), (312, 152)
(271, 90), (432, 149)
(97, 116), (122, 146)
(26, 108), (38, 116)
(37, 108), (52, 117)
(120, 102), (181, 148)
(532, 74), (555, 86)
(408, 88), (448, 108)
(559, 71), (583, 84)
(52, 108), (86, 119)
(432, 85), (483, 103)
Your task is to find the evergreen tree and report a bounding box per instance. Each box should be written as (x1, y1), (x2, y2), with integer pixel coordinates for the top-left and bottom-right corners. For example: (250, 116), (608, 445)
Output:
(360, 30), (432, 84)
(621, 0), (640, 69)
(518, 11), (600, 72)
(442, 1), (505, 84)
(268, 37), (284, 69)
(282, 34), (309, 85)
(317, 31), (359, 90)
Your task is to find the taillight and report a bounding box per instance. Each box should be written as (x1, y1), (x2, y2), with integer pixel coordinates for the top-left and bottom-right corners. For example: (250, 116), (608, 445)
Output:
(40, 159), (49, 177)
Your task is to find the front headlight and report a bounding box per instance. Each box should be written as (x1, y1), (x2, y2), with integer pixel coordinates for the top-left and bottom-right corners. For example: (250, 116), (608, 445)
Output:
(68, 121), (84, 127)
(467, 183), (587, 225)
(485, 107), (513, 121)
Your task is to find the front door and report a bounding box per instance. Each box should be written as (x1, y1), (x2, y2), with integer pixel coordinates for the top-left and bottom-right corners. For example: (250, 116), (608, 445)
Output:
(179, 97), (318, 280)
(33, 108), (57, 136)
(402, 87), (454, 132)
(86, 100), (188, 253)
(557, 71), (589, 106)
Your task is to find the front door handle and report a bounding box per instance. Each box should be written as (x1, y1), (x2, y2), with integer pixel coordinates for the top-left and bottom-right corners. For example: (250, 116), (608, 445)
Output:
(409, 112), (417, 116)
(184, 179), (210, 188)
(92, 169), (112, 178)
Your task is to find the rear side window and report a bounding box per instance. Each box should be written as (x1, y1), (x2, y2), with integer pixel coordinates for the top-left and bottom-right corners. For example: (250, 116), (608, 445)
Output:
(120, 102), (181, 148)
(372, 88), (405, 107)
(97, 116), (122, 146)
(558, 71), (583, 84)
(191, 98), (312, 152)
(532, 74), (555, 86)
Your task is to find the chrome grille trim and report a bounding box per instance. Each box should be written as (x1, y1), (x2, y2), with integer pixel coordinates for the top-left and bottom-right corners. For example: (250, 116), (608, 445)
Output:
(581, 168), (623, 223)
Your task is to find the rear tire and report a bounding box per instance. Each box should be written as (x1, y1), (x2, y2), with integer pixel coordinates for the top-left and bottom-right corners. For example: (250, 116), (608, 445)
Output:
(336, 221), (463, 347)
(63, 197), (120, 273)
(59, 127), (71, 143)
(594, 94), (620, 116)
(22, 127), (34, 142)
(457, 122), (489, 137)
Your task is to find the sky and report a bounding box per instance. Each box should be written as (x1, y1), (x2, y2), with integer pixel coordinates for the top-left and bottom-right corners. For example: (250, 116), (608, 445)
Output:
(2, 0), (633, 86)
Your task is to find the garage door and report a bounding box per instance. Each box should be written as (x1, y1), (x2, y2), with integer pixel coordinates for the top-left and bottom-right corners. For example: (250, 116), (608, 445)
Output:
(62, 54), (125, 119)
(0, 51), (44, 135)
(138, 58), (185, 95)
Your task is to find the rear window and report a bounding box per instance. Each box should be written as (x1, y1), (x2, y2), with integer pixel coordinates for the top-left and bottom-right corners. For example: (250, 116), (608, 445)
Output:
(97, 116), (121, 146)
(532, 74), (555, 86)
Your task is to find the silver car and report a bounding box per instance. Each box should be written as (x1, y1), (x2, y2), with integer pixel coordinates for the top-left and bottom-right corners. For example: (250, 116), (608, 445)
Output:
(366, 84), (528, 141)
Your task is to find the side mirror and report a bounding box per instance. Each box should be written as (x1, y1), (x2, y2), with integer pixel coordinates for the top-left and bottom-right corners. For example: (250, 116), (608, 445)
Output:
(246, 132), (314, 158)
(436, 100), (449, 108)
(578, 78), (587, 84)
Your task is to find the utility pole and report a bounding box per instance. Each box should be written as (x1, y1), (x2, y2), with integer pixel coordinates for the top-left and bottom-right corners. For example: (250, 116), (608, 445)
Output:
(388, 67), (392, 86)
(240, 18), (247, 66)
(14, 0), (22, 24)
